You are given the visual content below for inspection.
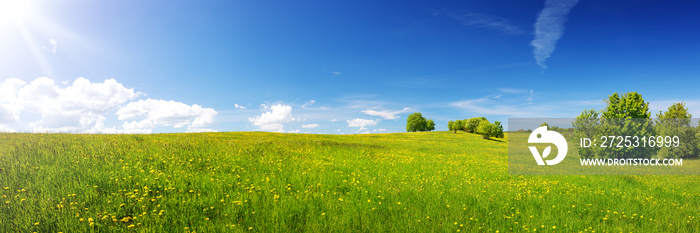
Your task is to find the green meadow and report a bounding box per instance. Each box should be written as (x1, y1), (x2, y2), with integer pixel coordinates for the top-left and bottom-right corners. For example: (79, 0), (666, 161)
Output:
(1, 131), (699, 232)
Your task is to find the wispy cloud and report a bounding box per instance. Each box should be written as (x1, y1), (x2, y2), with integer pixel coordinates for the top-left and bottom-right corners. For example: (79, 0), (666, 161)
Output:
(234, 104), (246, 109)
(361, 107), (411, 120)
(301, 123), (319, 128)
(440, 10), (524, 34)
(499, 88), (528, 94)
(300, 100), (328, 110)
(531, 0), (580, 69)
(48, 39), (57, 54)
(346, 118), (378, 127)
(450, 96), (603, 119)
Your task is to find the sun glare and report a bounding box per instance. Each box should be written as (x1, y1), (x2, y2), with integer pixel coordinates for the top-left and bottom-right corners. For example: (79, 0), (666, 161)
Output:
(0, 0), (34, 24)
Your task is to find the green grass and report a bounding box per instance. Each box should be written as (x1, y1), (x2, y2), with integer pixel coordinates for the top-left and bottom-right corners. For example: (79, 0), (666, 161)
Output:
(0, 131), (699, 232)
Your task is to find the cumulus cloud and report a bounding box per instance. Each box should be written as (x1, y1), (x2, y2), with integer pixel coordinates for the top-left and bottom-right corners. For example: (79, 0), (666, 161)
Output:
(287, 129), (301, 133)
(248, 104), (295, 131)
(0, 77), (219, 133)
(347, 118), (378, 127)
(531, 0), (580, 69)
(234, 104), (246, 109)
(373, 128), (386, 132)
(301, 123), (319, 128)
(362, 107), (411, 120)
(0, 78), (26, 123)
(0, 77), (140, 132)
(117, 99), (217, 131)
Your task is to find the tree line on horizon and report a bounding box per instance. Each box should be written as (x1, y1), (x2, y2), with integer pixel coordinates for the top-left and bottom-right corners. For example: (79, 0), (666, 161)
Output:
(447, 117), (504, 139)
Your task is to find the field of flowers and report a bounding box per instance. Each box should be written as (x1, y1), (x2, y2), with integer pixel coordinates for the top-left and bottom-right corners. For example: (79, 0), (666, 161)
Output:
(1, 131), (699, 232)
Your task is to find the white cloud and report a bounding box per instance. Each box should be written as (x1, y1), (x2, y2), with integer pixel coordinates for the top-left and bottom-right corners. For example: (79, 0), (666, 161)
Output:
(361, 107), (411, 120)
(531, 0), (580, 69)
(301, 123), (319, 128)
(49, 39), (57, 54)
(450, 98), (547, 117)
(0, 124), (16, 132)
(332, 71), (341, 75)
(0, 78), (26, 123)
(347, 118), (378, 127)
(234, 104), (246, 109)
(287, 129), (301, 133)
(117, 99), (217, 131)
(450, 96), (602, 118)
(186, 126), (217, 133)
(331, 119), (338, 122)
(434, 9), (523, 34)
(301, 100), (315, 109)
(499, 88), (527, 94)
(0, 77), (219, 133)
(0, 77), (140, 132)
(248, 104), (295, 131)
(301, 100), (328, 110)
(445, 11), (524, 34)
(373, 128), (386, 132)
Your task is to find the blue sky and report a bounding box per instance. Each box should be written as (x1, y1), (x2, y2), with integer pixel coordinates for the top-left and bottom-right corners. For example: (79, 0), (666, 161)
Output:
(1, 0), (699, 134)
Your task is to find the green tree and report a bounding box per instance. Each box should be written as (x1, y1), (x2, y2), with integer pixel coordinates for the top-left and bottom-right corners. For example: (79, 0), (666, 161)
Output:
(406, 112), (427, 132)
(447, 120), (454, 131)
(426, 119), (436, 131)
(453, 120), (463, 133)
(493, 121), (505, 138)
(600, 92), (654, 158)
(540, 122), (549, 128)
(656, 102), (697, 158)
(465, 117), (486, 133)
(477, 119), (496, 139)
(572, 109), (600, 159)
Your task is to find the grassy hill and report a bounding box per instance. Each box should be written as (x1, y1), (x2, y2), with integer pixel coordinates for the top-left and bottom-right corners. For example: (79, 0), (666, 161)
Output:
(1, 131), (698, 232)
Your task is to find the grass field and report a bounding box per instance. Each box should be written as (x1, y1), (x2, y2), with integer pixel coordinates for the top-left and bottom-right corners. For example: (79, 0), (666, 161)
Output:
(1, 131), (699, 232)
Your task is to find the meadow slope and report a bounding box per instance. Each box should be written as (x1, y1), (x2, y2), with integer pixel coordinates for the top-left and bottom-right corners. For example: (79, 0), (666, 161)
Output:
(1, 131), (699, 232)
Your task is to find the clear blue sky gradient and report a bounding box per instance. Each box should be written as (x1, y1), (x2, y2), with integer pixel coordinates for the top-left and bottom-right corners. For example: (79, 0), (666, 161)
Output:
(2, 0), (699, 133)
